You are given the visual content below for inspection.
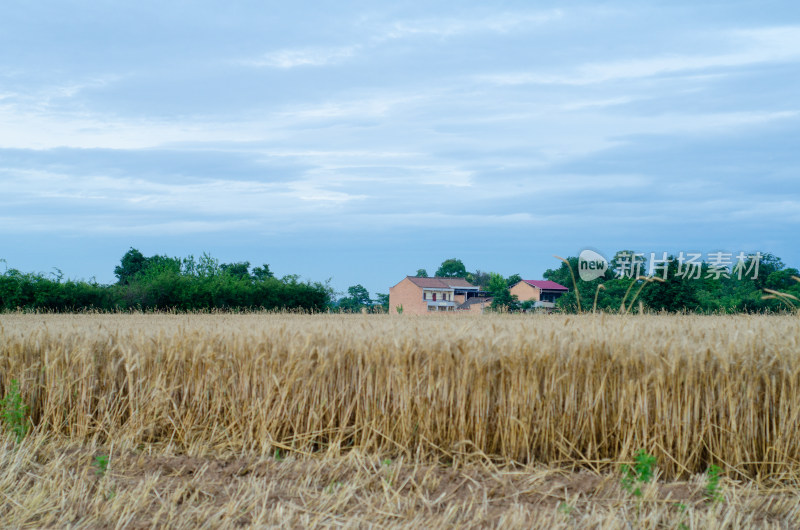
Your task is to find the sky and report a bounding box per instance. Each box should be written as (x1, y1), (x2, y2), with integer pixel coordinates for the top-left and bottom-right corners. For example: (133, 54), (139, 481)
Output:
(2, 0), (799, 297)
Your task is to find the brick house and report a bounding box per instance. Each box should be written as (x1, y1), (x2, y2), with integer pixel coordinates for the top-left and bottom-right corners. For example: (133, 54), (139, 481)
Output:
(389, 277), (488, 315)
(509, 280), (569, 309)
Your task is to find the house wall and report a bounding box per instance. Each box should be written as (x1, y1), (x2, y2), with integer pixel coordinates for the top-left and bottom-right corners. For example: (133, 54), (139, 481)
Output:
(510, 282), (540, 302)
(389, 278), (428, 315)
(454, 293), (466, 304)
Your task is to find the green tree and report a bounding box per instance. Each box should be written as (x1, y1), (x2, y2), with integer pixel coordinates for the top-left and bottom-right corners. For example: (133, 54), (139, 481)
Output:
(114, 248), (147, 285)
(506, 274), (522, 288)
(338, 284), (371, 312)
(488, 272), (520, 311)
(196, 252), (220, 277)
(543, 256), (583, 311)
(220, 261), (251, 280)
(487, 273), (508, 296)
(252, 264), (274, 281)
(415, 269), (429, 277)
(639, 257), (700, 312)
(375, 293), (390, 312)
(544, 254), (620, 313)
(0, 252), (333, 313)
(435, 258), (467, 278)
(466, 270), (490, 290)
(143, 255), (182, 276)
(751, 253), (784, 289)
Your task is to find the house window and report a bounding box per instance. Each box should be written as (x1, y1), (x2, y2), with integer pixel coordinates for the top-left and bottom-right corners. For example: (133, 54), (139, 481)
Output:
(433, 293), (437, 301)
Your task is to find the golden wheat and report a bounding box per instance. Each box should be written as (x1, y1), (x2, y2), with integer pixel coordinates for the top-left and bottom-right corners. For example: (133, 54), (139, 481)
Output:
(1, 313), (798, 483)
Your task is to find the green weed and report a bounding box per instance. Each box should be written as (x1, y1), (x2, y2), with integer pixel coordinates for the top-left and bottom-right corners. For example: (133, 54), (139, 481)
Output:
(705, 464), (723, 503)
(1, 379), (29, 443)
(621, 450), (657, 497)
(94, 455), (109, 477)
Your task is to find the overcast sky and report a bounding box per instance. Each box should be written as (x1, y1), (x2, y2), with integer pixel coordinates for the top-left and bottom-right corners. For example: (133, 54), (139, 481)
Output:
(2, 1), (799, 297)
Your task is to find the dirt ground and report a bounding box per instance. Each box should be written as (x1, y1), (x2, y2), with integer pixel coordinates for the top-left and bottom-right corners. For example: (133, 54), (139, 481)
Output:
(2, 441), (797, 528)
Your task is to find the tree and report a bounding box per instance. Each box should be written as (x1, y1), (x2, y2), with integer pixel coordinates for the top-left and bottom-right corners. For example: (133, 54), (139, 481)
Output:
(220, 261), (251, 280)
(539, 250), (796, 314)
(375, 293), (389, 312)
(114, 248), (147, 285)
(506, 274), (522, 288)
(543, 257), (579, 290)
(196, 252), (221, 277)
(338, 284), (371, 312)
(466, 270), (490, 290)
(139, 255), (182, 278)
(415, 269), (429, 278)
(435, 258), (467, 278)
(252, 264), (274, 281)
(639, 257), (700, 312)
(487, 273), (509, 296)
(765, 267), (800, 291)
(544, 254), (620, 312)
(752, 252), (786, 289)
(491, 289), (520, 311)
(488, 272), (520, 311)
(1, 251), (333, 313)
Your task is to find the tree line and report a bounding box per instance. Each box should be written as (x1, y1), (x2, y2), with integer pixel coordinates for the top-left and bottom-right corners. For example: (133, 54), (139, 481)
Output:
(0, 248), (332, 312)
(543, 251), (799, 313)
(3, 250), (797, 314)
(337, 253), (800, 314)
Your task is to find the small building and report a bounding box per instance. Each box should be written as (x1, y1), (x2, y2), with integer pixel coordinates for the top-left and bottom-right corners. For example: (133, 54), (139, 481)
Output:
(457, 296), (493, 313)
(509, 280), (569, 310)
(389, 276), (488, 315)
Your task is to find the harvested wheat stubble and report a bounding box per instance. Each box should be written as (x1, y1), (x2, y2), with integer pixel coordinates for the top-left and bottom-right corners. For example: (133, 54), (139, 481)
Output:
(1, 434), (799, 529)
(1, 313), (799, 481)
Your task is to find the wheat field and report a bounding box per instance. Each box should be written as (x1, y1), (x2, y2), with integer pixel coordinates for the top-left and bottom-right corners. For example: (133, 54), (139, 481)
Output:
(0, 313), (799, 527)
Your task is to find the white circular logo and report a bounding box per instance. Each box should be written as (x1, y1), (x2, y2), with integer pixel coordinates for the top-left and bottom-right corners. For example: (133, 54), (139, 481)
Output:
(578, 249), (608, 281)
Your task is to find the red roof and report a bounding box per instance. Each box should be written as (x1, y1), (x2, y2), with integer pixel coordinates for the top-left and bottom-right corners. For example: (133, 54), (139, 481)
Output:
(522, 280), (568, 291)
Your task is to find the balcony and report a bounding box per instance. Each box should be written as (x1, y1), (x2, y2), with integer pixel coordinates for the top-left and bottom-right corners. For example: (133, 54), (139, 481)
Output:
(426, 300), (457, 309)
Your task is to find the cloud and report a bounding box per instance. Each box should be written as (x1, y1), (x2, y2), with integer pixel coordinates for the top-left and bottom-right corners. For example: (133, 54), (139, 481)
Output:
(0, 164), (367, 225)
(288, 181), (368, 202)
(481, 25), (800, 86)
(0, 104), (276, 150)
(0, 74), (124, 113)
(239, 9), (563, 70)
(356, 211), (557, 229)
(263, 149), (416, 160)
(381, 10), (563, 40)
(239, 45), (359, 68)
(275, 93), (427, 120)
(45, 75), (123, 100)
(560, 97), (640, 111)
(0, 215), (261, 236)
